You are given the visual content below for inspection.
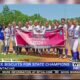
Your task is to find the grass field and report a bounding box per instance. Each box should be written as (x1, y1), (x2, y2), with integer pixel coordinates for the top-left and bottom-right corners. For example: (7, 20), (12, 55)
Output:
(0, 53), (43, 62)
(0, 53), (71, 62)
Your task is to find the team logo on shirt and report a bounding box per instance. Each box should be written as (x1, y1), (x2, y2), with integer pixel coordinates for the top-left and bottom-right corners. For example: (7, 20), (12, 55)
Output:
(68, 29), (73, 36)
(74, 31), (78, 36)
(60, 30), (63, 35)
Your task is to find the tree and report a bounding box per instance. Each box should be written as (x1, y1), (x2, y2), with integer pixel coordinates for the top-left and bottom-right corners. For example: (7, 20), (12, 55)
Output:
(2, 5), (10, 15)
(1, 5), (80, 26)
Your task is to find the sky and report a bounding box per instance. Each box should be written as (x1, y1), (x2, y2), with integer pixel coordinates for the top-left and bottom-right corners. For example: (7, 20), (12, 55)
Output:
(0, 4), (80, 20)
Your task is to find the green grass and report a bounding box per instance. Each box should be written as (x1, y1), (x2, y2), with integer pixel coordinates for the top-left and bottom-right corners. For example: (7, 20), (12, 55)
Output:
(0, 53), (42, 62)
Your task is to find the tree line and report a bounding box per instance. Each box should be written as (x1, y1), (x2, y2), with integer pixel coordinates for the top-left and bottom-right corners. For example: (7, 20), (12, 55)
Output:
(0, 5), (80, 27)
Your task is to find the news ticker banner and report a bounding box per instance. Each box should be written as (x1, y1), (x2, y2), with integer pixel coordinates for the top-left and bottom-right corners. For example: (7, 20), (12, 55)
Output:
(0, 62), (79, 70)
(1, 70), (80, 74)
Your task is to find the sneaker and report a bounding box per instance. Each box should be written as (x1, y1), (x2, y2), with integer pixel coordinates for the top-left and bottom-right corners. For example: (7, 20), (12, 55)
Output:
(70, 58), (73, 61)
(63, 55), (67, 59)
(59, 55), (62, 59)
(26, 52), (29, 55)
(1, 52), (4, 54)
(13, 51), (16, 54)
(4, 53), (6, 55)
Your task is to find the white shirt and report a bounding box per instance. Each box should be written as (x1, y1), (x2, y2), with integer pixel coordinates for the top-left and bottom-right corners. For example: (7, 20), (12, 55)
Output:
(4, 27), (11, 39)
(15, 26), (18, 28)
(45, 25), (51, 30)
(68, 25), (74, 37)
(54, 25), (62, 29)
(51, 26), (57, 30)
(11, 26), (18, 36)
(61, 24), (67, 38)
(33, 25), (45, 34)
(62, 24), (67, 31)
(29, 25), (33, 30)
(73, 25), (80, 38)
(59, 25), (62, 28)
(22, 25), (33, 31)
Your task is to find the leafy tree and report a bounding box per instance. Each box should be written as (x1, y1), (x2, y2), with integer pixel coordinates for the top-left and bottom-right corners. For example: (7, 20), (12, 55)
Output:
(2, 5), (10, 15)
(0, 5), (80, 26)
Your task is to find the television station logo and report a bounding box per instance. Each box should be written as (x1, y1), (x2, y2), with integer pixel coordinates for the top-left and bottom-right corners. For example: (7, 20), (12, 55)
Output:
(72, 62), (80, 70)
